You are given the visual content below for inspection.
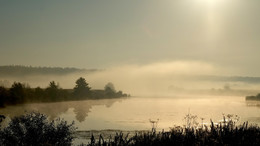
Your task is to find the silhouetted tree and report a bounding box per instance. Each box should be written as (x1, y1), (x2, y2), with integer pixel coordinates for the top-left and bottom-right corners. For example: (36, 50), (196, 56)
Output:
(9, 82), (25, 104)
(116, 90), (127, 97)
(48, 81), (59, 89)
(105, 82), (116, 92)
(104, 82), (116, 98)
(73, 77), (91, 97)
(23, 85), (35, 102)
(0, 78), (128, 105)
(33, 87), (45, 101)
(0, 86), (8, 107)
(46, 81), (60, 100)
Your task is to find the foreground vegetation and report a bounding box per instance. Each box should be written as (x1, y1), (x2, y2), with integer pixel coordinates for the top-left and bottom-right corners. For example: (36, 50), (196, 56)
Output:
(1, 112), (260, 145)
(86, 117), (260, 146)
(0, 77), (129, 107)
(246, 93), (260, 101)
(0, 112), (76, 145)
(86, 125), (260, 146)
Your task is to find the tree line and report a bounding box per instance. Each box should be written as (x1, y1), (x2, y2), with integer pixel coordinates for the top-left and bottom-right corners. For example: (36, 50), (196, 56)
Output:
(0, 65), (98, 77)
(246, 93), (260, 101)
(0, 77), (129, 107)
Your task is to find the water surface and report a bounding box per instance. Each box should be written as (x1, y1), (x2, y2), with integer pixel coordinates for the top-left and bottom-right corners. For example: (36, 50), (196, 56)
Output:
(1, 95), (260, 131)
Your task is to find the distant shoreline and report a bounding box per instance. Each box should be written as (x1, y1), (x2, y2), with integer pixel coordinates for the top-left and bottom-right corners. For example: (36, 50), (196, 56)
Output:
(246, 93), (260, 101)
(0, 78), (130, 107)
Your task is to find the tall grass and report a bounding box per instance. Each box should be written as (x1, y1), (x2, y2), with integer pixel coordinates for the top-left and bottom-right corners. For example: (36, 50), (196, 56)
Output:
(86, 115), (260, 146)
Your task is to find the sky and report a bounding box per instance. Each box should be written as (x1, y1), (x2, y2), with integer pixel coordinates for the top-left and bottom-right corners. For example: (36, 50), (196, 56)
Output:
(1, 0), (260, 76)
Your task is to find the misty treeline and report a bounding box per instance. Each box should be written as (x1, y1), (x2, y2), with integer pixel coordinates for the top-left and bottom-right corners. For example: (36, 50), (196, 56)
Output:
(0, 65), (97, 77)
(0, 77), (128, 107)
(246, 93), (260, 101)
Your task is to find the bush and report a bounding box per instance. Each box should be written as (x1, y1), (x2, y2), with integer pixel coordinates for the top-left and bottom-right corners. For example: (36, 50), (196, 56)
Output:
(0, 112), (76, 145)
(86, 116), (260, 146)
(0, 86), (8, 107)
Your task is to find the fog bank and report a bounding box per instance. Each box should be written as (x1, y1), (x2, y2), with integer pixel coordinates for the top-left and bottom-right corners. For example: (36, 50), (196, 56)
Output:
(1, 61), (259, 96)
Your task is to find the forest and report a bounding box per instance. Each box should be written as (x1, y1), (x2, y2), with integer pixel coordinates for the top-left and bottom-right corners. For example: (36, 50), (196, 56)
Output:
(0, 65), (98, 76)
(0, 77), (129, 107)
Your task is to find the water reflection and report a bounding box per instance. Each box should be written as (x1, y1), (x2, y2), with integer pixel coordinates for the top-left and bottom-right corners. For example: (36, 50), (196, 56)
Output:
(0, 98), (125, 122)
(1, 96), (260, 131)
(246, 100), (260, 108)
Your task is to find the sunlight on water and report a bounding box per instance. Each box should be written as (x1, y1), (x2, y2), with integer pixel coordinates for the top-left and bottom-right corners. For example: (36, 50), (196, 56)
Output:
(1, 96), (260, 131)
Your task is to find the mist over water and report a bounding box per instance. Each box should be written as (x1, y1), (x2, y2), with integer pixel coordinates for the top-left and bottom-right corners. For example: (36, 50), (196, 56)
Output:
(1, 61), (260, 130)
(1, 62), (260, 145)
(1, 0), (260, 145)
(1, 61), (260, 96)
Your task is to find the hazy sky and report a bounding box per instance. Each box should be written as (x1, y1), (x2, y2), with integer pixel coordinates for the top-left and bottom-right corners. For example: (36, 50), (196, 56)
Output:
(1, 0), (260, 76)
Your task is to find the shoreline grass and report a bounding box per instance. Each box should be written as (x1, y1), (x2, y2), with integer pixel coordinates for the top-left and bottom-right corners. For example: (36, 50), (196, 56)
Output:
(1, 112), (260, 146)
(82, 114), (260, 146)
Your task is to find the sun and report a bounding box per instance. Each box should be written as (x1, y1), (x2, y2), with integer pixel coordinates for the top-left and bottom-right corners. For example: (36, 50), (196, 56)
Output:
(196, 0), (225, 7)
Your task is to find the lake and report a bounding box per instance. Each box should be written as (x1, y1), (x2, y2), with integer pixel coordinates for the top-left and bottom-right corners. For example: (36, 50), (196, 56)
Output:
(1, 95), (260, 144)
(1, 95), (260, 131)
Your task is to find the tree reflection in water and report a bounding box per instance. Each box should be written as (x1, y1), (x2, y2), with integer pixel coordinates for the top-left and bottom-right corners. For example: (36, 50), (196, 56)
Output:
(246, 100), (260, 108)
(0, 98), (125, 122)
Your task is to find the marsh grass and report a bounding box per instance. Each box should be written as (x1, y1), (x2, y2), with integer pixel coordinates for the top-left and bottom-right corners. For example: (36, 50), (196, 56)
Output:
(86, 115), (260, 146)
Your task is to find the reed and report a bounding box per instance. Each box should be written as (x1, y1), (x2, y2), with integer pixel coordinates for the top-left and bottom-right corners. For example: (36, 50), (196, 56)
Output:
(86, 115), (260, 146)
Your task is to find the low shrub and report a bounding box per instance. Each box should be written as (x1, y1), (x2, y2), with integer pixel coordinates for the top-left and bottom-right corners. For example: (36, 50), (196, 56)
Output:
(0, 112), (76, 145)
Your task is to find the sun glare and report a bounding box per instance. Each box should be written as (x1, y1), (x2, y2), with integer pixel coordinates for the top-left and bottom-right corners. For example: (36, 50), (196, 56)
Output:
(196, 0), (225, 7)
(194, 0), (227, 41)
